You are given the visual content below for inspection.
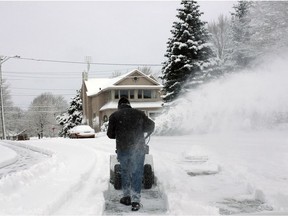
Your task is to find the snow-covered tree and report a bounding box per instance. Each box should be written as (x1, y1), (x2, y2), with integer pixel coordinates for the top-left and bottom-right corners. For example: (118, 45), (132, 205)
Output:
(0, 79), (26, 138)
(27, 93), (68, 138)
(249, 1), (288, 60)
(56, 90), (83, 137)
(208, 15), (230, 62)
(222, 1), (288, 71)
(0, 80), (13, 136)
(228, 1), (253, 71)
(161, 0), (215, 102)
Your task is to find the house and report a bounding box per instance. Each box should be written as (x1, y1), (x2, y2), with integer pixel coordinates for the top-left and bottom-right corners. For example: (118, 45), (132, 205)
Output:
(81, 69), (163, 131)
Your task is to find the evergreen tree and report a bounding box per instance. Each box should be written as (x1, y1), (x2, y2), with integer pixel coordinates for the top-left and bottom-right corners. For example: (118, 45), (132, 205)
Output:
(56, 90), (83, 137)
(249, 1), (288, 60)
(228, 1), (253, 71)
(208, 1), (288, 74)
(161, 0), (215, 102)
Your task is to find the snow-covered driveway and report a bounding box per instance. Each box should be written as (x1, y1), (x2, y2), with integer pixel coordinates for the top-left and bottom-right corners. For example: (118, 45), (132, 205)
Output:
(0, 131), (288, 215)
(0, 142), (50, 178)
(0, 136), (109, 215)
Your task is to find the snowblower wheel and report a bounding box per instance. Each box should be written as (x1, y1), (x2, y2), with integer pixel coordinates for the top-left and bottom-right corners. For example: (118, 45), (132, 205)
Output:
(143, 164), (154, 189)
(114, 164), (122, 190)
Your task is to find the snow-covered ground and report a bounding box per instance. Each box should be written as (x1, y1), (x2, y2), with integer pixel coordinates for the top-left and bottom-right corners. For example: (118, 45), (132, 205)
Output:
(1, 54), (288, 215)
(0, 131), (287, 215)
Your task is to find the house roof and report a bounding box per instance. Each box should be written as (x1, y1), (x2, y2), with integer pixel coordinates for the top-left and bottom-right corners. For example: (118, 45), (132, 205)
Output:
(100, 101), (163, 111)
(84, 69), (162, 97)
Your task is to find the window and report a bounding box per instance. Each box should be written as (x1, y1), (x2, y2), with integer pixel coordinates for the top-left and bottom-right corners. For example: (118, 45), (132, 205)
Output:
(120, 90), (128, 98)
(138, 89), (152, 99)
(138, 90), (142, 99)
(114, 89), (135, 99)
(143, 90), (151, 99)
(115, 90), (119, 99)
(103, 115), (108, 122)
(130, 90), (135, 99)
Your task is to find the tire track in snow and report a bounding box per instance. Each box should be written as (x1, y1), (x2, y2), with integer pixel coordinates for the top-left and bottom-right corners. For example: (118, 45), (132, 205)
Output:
(51, 147), (110, 215)
(0, 142), (51, 179)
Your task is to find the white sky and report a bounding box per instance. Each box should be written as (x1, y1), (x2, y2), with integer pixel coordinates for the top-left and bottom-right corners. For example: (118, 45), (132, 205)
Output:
(0, 1), (235, 110)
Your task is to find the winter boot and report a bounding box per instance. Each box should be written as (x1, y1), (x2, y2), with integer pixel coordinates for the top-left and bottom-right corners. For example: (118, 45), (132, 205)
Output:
(120, 196), (131, 206)
(131, 202), (141, 211)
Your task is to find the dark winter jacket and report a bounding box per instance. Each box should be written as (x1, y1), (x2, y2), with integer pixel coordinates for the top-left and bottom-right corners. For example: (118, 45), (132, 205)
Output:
(107, 104), (155, 150)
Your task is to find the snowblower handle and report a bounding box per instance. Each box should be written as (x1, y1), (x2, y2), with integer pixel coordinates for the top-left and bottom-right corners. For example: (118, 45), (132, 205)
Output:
(144, 132), (152, 147)
(144, 132), (152, 140)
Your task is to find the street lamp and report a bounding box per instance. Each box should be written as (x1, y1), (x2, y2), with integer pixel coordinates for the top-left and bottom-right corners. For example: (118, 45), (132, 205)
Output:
(0, 55), (20, 139)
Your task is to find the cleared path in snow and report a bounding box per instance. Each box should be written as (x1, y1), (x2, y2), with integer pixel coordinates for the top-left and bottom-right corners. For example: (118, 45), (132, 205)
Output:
(54, 134), (169, 215)
(53, 142), (109, 215)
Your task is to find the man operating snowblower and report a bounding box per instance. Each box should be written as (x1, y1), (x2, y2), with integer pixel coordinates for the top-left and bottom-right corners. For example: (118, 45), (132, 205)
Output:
(107, 97), (155, 211)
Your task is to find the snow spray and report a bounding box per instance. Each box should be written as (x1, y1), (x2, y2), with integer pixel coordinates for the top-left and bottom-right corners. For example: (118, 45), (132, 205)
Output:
(155, 52), (288, 135)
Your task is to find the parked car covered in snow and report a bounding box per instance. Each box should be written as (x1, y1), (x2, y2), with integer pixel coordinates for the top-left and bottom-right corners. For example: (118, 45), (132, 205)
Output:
(68, 125), (95, 138)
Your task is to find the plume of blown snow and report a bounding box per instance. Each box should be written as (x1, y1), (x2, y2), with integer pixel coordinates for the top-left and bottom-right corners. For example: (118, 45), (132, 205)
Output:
(155, 52), (288, 135)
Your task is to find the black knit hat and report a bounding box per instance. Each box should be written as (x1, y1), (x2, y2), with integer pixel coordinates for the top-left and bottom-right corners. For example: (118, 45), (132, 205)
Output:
(118, 97), (130, 108)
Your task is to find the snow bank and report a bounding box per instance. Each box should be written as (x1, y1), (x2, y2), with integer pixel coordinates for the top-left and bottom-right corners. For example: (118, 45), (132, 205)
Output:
(0, 144), (18, 168)
(155, 53), (288, 134)
(0, 138), (105, 215)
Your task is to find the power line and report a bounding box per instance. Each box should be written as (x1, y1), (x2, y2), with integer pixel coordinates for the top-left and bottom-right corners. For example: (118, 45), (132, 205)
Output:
(5, 105), (67, 108)
(5, 73), (79, 77)
(5, 110), (67, 113)
(4, 71), (80, 74)
(12, 87), (77, 91)
(2, 66), (138, 74)
(12, 94), (75, 96)
(4, 75), (80, 79)
(16, 56), (163, 67)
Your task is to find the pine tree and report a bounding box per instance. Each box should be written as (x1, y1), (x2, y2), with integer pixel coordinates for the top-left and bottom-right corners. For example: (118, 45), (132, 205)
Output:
(228, 1), (253, 71)
(249, 1), (288, 59)
(161, 0), (214, 102)
(56, 90), (83, 137)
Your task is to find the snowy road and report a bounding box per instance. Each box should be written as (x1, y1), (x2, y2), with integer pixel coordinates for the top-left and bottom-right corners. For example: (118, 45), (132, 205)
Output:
(0, 131), (287, 215)
(0, 142), (51, 178)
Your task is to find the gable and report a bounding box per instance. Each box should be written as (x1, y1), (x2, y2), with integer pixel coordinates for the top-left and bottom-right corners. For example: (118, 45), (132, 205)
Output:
(115, 70), (159, 86)
(84, 69), (162, 97)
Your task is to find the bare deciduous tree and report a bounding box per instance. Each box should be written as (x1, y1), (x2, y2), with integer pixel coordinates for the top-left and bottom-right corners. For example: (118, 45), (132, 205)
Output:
(27, 93), (68, 138)
(208, 14), (230, 61)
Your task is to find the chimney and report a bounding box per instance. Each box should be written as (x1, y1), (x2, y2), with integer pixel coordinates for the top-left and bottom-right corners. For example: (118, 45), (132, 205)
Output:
(82, 71), (88, 81)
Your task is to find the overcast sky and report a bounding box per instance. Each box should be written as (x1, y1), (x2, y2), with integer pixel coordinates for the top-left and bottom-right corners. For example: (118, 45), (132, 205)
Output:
(0, 1), (235, 110)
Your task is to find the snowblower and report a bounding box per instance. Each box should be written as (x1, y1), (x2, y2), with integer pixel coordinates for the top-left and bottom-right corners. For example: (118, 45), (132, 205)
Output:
(109, 134), (155, 190)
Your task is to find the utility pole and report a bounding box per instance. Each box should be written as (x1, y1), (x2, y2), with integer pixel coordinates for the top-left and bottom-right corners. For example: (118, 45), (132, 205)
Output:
(85, 56), (92, 75)
(0, 55), (20, 139)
